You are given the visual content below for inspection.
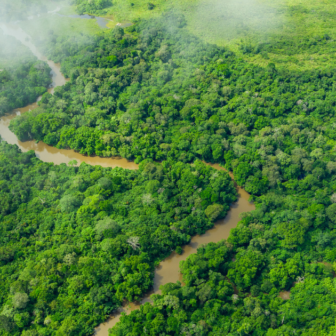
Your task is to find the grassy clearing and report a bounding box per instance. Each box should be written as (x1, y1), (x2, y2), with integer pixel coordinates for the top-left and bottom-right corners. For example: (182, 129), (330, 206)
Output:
(93, 0), (283, 46)
(103, 0), (171, 23)
(92, 0), (336, 70)
(182, 0), (336, 70)
(4, 0), (334, 71)
(242, 0), (336, 70)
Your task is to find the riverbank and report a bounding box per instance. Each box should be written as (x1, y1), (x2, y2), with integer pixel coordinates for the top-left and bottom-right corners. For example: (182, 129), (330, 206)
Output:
(94, 180), (253, 336)
(0, 22), (254, 336)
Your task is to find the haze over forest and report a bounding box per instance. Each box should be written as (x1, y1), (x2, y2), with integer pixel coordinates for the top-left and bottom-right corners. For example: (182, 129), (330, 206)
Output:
(1, 0), (336, 336)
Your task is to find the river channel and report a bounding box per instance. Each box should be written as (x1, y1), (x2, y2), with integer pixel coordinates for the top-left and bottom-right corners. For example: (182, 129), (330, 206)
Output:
(0, 24), (255, 336)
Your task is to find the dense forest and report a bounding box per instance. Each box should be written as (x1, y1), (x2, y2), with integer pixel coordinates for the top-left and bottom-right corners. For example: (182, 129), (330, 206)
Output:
(0, 141), (235, 335)
(0, 61), (51, 116)
(111, 181), (336, 335)
(95, 14), (336, 336)
(2, 4), (336, 336)
(73, 0), (113, 15)
(10, 13), (336, 196)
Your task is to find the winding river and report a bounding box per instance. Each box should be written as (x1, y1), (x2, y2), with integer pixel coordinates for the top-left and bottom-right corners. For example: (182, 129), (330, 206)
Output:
(0, 24), (255, 336)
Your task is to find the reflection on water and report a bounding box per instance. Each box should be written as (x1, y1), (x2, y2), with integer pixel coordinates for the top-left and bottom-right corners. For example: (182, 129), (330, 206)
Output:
(95, 17), (110, 28)
(55, 13), (110, 29)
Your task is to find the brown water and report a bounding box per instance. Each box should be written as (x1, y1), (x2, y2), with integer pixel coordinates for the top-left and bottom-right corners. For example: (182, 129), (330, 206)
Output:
(0, 23), (138, 170)
(0, 24), (255, 336)
(0, 105), (138, 169)
(95, 164), (254, 336)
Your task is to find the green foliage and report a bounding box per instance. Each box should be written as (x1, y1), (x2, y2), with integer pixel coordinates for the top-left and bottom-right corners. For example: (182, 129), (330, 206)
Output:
(74, 0), (113, 15)
(49, 11), (334, 336)
(110, 178), (336, 334)
(5, 4), (336, 335)
(110, 234), (336, 335)
(0, 142), (235, 335)
(204, 204), (223, 221)
(0, 61), (51, 116)
(12, 13), (336, 192)
(147, 3), (155, 10)
(327, 203), (336, 223)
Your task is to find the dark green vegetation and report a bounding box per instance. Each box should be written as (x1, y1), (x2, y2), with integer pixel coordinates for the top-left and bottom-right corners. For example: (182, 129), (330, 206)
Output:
(0, 61), (51, 116)
(73, 0), (113, 15)
(8, 15), (248, 160)
(0, 141), (236, 335)
(111, 193), (336, 335)
(10, 14), (336, 195)
(85, 13), (336, 336)
(4, 6), (336, 336)
(69, 0), (336, 72)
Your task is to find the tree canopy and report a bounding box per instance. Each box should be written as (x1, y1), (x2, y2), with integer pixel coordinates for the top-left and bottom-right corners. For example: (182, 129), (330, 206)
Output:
(0, 61), (51, 116)
(3, 8), (336, 336)
(73, 0), (113, 15)
(0, 142), (235, 335)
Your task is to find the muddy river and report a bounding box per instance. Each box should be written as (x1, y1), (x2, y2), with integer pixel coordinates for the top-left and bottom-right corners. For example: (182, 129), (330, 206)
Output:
(0, 24), (255, 336)
(94, 181), (254, 335)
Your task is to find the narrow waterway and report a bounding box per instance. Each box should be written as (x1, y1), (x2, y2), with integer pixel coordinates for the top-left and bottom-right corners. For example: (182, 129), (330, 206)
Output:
(95, 180), (254, 336)
(0, 23), (66, 91)
(0, 24), (255, 336)
(0, 105), (138, 169)
(0, 23), (138, 169)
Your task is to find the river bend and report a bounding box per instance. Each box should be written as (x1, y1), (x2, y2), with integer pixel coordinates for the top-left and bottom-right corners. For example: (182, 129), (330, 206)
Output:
(0, 24), (255, 336)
